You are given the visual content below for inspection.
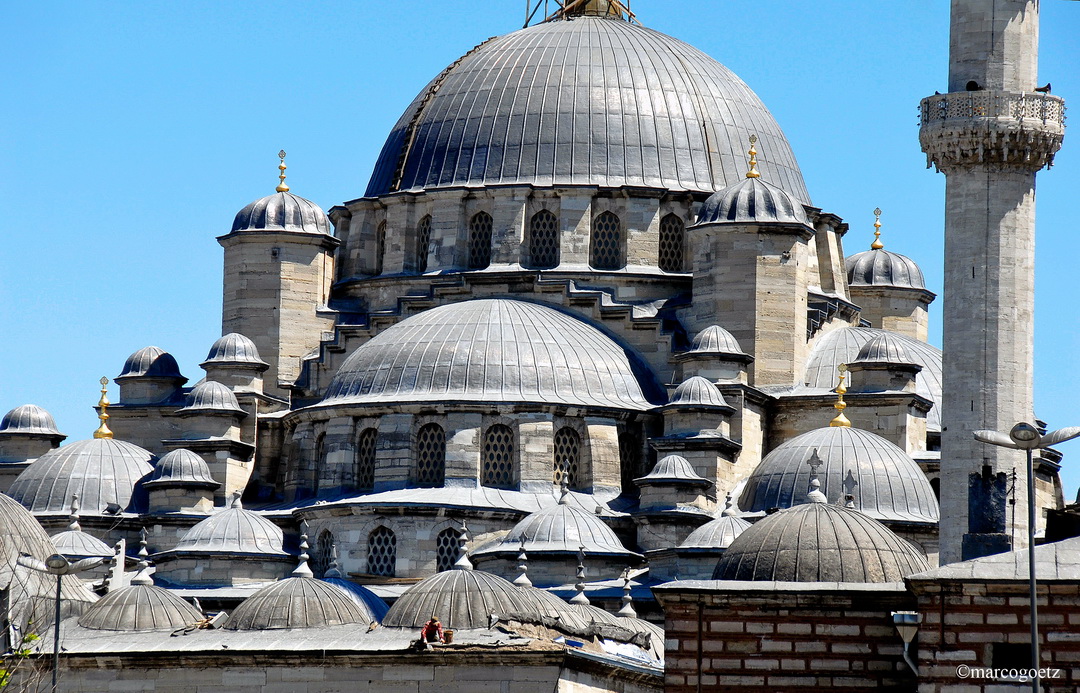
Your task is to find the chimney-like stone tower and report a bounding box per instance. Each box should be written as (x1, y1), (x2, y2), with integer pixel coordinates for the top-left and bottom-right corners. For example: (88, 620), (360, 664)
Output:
(920, 0), (1065, 562)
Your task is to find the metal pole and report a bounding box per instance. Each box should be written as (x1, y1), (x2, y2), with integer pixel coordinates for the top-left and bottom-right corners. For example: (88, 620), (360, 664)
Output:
(1027, 448), (1039, 693)
(52, 574), (61, 692)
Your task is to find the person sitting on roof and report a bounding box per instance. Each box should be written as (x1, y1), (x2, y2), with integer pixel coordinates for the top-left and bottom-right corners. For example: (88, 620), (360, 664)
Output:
(421, 616), (444, 643)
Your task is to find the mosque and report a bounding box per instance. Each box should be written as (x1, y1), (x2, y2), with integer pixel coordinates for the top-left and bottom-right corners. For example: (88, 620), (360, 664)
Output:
(1, 1), (1077, 691)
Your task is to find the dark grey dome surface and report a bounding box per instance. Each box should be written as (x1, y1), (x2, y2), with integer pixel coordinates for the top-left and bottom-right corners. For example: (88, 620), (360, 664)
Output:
(202, 333), (268, 367)
(804, 327), (942, 431)
(846, 248), (926, 290)
(688, 325), (745, 355)
(224, 578), (372, 630)
(679, 515), (750, 549)
(117, 346), (185, 381)
(668, 377), (729, 408)
(324, 299), (663, 410)
(144, 449), (219, 489)
(322, 577), (390, 620)
(713, 502), (929, 582)
(636, 454), (709, 485)
(853, 332), (917, 366)
(77, 584), (203, 631)
(231, 191), (330, 234)
(176, 381), (246, 416)
(8, 439), (155, 514)
(0, 404), (62, 436)
(173, 501), (287, 555)
(52, 527), (113, 559)
(696, 176), (809, 226)
(739, 426), (939, 525)
(473, 501), (636, 558)
(365, 16), (808, 202)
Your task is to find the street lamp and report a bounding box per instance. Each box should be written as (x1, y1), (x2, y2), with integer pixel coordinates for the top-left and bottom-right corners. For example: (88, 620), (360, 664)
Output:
(973, 422), (1080, 692)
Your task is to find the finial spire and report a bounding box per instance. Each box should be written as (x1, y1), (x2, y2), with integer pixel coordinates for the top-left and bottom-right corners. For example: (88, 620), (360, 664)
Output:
(843, 470), (859, 509)
(569, 546), (589, 605)
(806, 449), (828, 503)
(512, 536), (532, 587)
(558, 460), (570, 505)
(292, 524), (314, 578)
(276, 149), (290, 193)
(68, 494), (82, 532)
(745, 134), (761, 179)
(871, 207), (884, 250)
(453, 521), (473, 570)
(93, 376), (114, 439)
(829, 364), (851, 427)
(131, 528), (153, 586)
(722, 493), (737, 517)
(616, 567), (637, 618)
(325, 542), (343, 579)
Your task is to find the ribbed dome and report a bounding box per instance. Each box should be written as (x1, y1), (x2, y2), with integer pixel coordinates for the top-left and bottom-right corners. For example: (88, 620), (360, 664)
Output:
(679, 515), (750, 549)
(846, 248), (926, 290)
(117, 346), (185, 381)
(231, 191), (330, 235)
(176, 381), (246, 416)
(224, 578), (372, 630)
(474, 500), (636, 558)
(52, 528), (113, 559)
(202, 333), (268, 368)
(739, 426), (938, 525)
(635, 454), (709, 486)
(696, 177), (809, 226)
(0, 404), (62, 436)
(365, 16), (808, 202)
(324, 299), (662, 410)
(78, 584), (203, 631)
(173, 500), (287, 555)
(321, 578), (390, 621)
(853, 333), (917, 366)
(804, 327), (942, 431)
(713, 503), (929, 582)
(688, 325), (746, 356)
(144, 449), (219, 489)
(8, 438), (155, 514)
(382, 569), (558, 630)
(668, 377), (730, 408)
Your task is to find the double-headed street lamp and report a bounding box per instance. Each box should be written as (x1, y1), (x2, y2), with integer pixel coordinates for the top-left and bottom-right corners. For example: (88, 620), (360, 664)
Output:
(973, 422), (1080, 693)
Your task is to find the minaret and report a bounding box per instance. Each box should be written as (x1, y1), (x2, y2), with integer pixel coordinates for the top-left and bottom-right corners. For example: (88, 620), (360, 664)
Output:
(920, 1), (1065, 562)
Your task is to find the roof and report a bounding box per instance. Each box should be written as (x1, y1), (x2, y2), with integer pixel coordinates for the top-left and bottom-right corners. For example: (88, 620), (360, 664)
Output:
(322, 299), (663, 410)
(144, 449), (219, 489)
(635, 454), (710, 486)
(908, 534), (1080, 582)
(322, 577), (390, 620)
(171, 498), (287, 555)
(472, 499), (637, 558)
(846, 247), (927, 290)
(78, 584), (204, 631)
(686, 325), (746, 356)
(696, 176), (809, 227)
(117, 346), (186, 381)
(231, 191), (330, 235)
(852, 332), (919, 367)
(667, 377), (730, 408)
(224, 577), (374, 630)
(201, 333), (269, 369)
(176, 381), (246, 416)
(0, 404), (63, 436)
(364, 16), (808, 202)
(679, 515), (750, 550)
(52, 527), (113, 559)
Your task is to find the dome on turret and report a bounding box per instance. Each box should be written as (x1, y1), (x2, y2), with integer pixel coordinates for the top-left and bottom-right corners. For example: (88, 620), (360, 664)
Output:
(688, 326), (747, 357)
(679, 515), (750, 550)
(231, 191), (330, 235)
(846, 248), (926, 290)
(201, 333), (268, 368)
(668, 377), (730, 408)
(116, 346), (186, 382)
(0, 404), (62, 436)
(696, 176), (809, 227)
(852, 333), (918, 367)
(635, 454), (710, 486)
(143, 449), (219, 489)
(176, 381), (246, 416)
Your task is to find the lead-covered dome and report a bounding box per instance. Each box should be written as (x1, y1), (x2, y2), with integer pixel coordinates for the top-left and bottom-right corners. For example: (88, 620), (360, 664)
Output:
(117, 346), (185, 381)
(846, 247), (926, 290)
(679, 515), (750, 550)
(365, 16), (808, 202)
(176, 381), (246, 416)
(201, 333), (268, 368)
(0, 404), (62, 436)
(323, 299), (663, 410)
(474, 499), (637, 559)
(143, 449), (219, 489)
(696, 176), (809, 227)
(231, 191), (330, 235)
(224, 577), (374, 630)
(173, 498), (287, 555)
(78, 583), (203, 631)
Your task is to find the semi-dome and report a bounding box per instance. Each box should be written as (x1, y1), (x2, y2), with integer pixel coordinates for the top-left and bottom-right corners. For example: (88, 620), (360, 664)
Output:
(8, 438), (155, 514)
(667, 377), (730, 408)
(696, 176), (809, 227)
(688, 326), (746, 356)
(713, 502), (929, 582)
(231, 191), (331, 235)
(679, 515), (750, 550)
(738, 426), (939, 524)
(176, 381), (246, 416)
(224, 577), (373, 630)
(365, 16), (808, 202)
(852, 332), (918, 367)
(117, 346), (186, 381)
(201, 333), (268, 368)
(0, 404), (62, 436)
(143, 449), (219, 489)
(474, 499), (637, 559)
(172, 497), (287, 555)
(804, 327), (942, 431)
(323, 299), (663, 410)
(846, 248), (927, 290)
(78, 583), (203, 631)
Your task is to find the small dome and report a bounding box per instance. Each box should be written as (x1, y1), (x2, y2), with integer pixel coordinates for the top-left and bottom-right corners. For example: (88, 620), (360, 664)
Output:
(679, 515), (751, 549)
(853, 332), (917, 366)
(321, 577), (390, 621)
(713, 503), (929, 582)
(8, 438), (155, 514)
(0, 404), (62, 436)
(144, 449), (219, 489)
(688, 326), (746, 356)
(176, 381), (246, 416)
(696, 177), (809, 227)
(224, 578), (372, 630)
(846, 248), (926, 290)
(668, 377), (730, 408)
(173, 499), (287, 555)
(739, 426), (938, 524)
(117, 346), (186, 381)
(635, 454), (710, 486)
(201, 333), (268, 368)
(382, 569), (558, 630)
(52, 528), (113, 559)
(474, 502), (636, 559)
(231, 191), (330, 235)
(78, 584), (203, 631)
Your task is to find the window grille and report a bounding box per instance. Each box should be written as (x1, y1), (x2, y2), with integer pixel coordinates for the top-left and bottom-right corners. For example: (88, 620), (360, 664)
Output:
(529, 210), (559, 269)
(416, 215), (432, 273)
(553, 427), (581, 489)
(658, 214), (685, 272)
(435, 527), (460, 572)
(375, 221), (386, 275)
(481, 424), (515, 489)
(468, 212), (493, 269)
(415, 423), (446, 487)
(355, 428), (377, 491)
(619, 429), (646, 493)
(312, 530), (334, 578)
(367, 526), (396, 577)
(590, 211), (622, 270)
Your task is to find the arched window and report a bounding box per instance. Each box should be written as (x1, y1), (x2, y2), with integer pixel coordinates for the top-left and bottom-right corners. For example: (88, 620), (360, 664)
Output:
(415, 215), (432, 273)
(435, 527), (460, 572)
(367, 526), (396, 577)
(355, 427), (377, 492)
(590, 211), (623, 270)
(658, 213), (685, 272)
(374, 220), (386, 275)
(415, 423), (446, 487)
(619, 427), (647, 494)
(482, 424), (515, 489)
(468, 211), (493, 270)
(312, 432), (325, 496)
(312, 529), (334, 578)
(930, 477), (941, 501)
(528, 209), (559, 269)
(553, 427), (581, 489)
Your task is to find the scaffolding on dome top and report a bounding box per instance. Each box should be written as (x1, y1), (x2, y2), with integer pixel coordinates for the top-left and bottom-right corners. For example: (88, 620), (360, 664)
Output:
(524, 0), (639, 27)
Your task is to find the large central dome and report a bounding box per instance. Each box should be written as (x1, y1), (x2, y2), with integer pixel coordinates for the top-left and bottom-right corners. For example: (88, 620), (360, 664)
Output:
(365, 16), (808, 201)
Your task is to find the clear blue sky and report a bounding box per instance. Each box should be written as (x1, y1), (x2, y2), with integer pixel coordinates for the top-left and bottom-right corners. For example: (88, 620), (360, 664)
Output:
(3, 1), (1079, 495)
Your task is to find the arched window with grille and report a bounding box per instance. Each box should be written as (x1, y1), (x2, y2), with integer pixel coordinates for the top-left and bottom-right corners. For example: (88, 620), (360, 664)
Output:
(355, 427), (377, 492)
(468, 211), (493, 269)
(590, 211), (623, 270)
(481, 424), (515, 489)
(312, 529), (334, 578)
(374, 220), (386, 275)
(435, 527), (460, 572)
(528, 209), (559, 269)
(312, 432), (325, 496)
(367, 526), (396, 577)
(415, 215), (432, 273)
(658, 213), (685, 272)
(552, 427), (581, 489)
(415, 423), (446, 487)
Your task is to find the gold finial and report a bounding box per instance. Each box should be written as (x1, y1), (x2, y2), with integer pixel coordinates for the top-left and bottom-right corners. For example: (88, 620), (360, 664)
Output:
(871, 207), (884, 250)
(829, 364), (851, 428)
(93, 376), (114, 439)
(745, 135), (761, 179)
(276, 149), (290, 193)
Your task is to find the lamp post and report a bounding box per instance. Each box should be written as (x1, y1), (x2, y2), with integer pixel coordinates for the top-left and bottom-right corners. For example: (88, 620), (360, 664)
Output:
(973, 422), (1080, 692)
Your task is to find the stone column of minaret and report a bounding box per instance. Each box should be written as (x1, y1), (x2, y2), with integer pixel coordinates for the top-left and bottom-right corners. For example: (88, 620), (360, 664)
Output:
(920, 0), (1065, 563)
